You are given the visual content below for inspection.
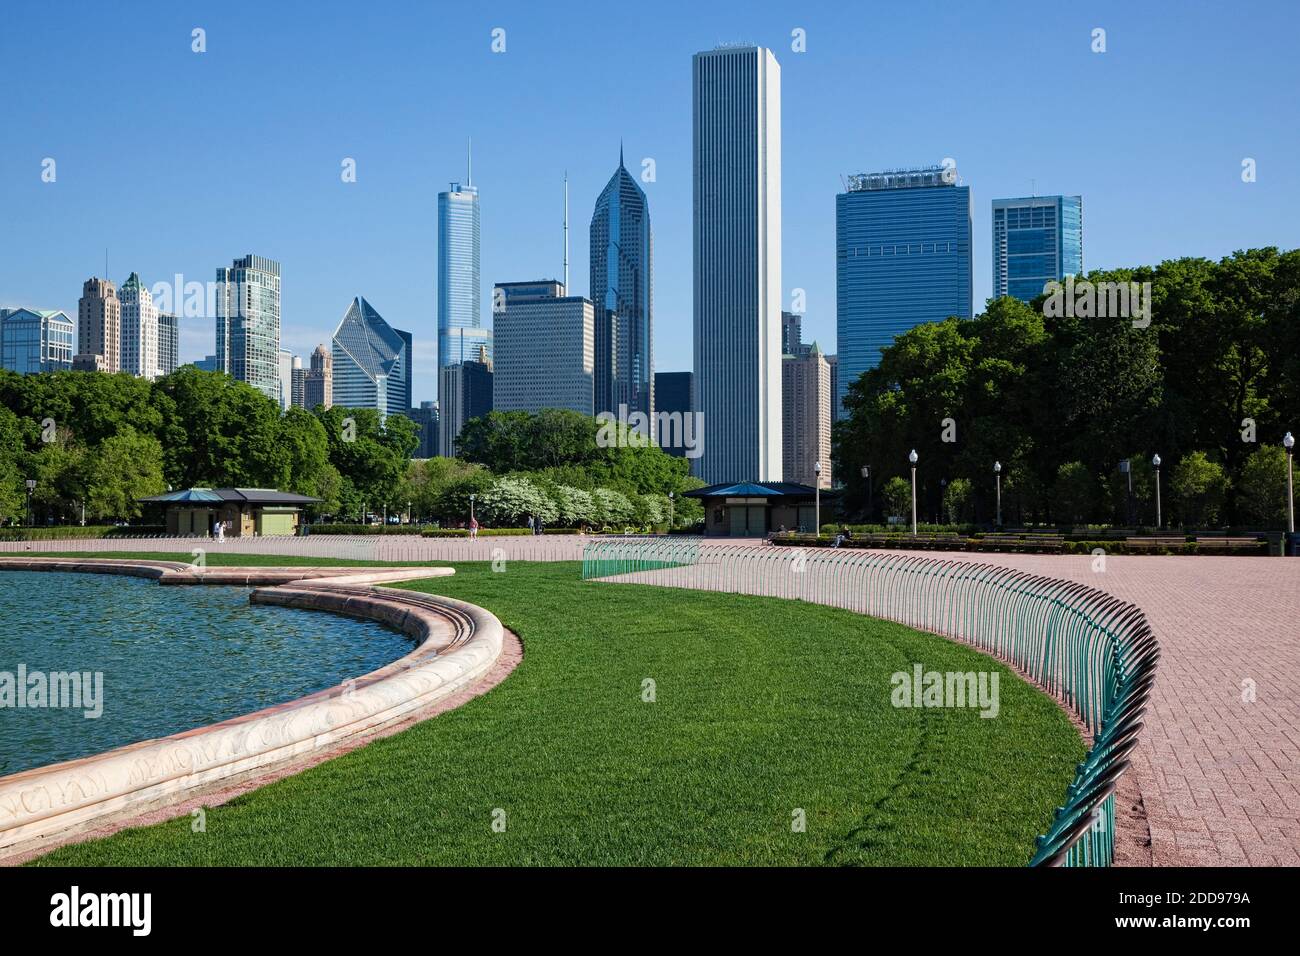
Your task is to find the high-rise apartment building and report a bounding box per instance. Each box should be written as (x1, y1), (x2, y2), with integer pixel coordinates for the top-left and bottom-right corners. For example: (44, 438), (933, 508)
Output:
(303, 344), (333, 410)
(331, 297), (410, 420)
(119, 272), (159, 379)
(0, 309), (74, 373)
(693, 45), (783, 483)
(782, 344), (832, 488)
(291, 356), (306, 409)
(215, 254), (282, 402)
(157, 312), (179, 376)
(76, 277), (121, 373)
(836, 166), (972, 413)
(492, 281), (594, 416)
(781, 311), (810, 357)
(992, 195), (1083, 302)
(590, 149), (653, 418)
(278, 348), (295, 411)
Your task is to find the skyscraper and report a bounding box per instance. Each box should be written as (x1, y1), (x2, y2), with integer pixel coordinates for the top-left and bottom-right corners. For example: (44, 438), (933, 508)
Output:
(303, 344), (333, 410)
(331, 297), (411, 420)
(590, 147), (653, 419)
(438, 157), (491, 368)
(992, 195), (1083, 302)
(405, 400), (439, 458)
(782, 343), (832, 488)
(291, 356), (306, 408)
(693, 45), (782, 484)
(654, 370), (693, 458)
(836, 166), (973, 413)
(0, 309), (74, 373)
(216, 254), (281, 402)
(492, 280), (594, 416)
(781, 311), (811, 357)
(119, 272), (159, 379)
(157, 313), (179, 376)
(76, 277), (120, 373)
(439, 353), (492, 458)
(278, 348), (295, 411)
(825, 353), (840, 423)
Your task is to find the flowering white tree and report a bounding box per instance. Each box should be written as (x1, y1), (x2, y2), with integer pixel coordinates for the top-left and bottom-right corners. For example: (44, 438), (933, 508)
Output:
(479, 476), (558, 526)
(592, 487), (634, 528)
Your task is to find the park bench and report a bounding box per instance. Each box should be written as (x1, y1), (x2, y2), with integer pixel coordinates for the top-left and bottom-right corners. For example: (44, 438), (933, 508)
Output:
(976, 534), (1065, 554)
(1124, 535), (1188, 552)
(1194, 535), (1266, 553)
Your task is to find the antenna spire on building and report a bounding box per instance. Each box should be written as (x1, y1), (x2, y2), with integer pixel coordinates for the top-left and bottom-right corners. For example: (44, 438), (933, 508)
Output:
(467, 136), (473, 187)
(563, 171), (569, 292)
(620, 139), (624, 168)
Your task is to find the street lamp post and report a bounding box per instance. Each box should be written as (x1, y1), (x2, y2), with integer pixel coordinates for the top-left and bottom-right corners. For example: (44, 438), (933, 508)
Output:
(469, 493), (476, 527)
(994, 461), (1002, 528)
(668, 491), (675, 531)
(24, 479), (35, 527)
(861, 465), (872, 522)
(908, 449), (919, 536)
(1285, 432), (1295, 534)
(813, 460), (822, 536)
(1152, 454), (1162, 529)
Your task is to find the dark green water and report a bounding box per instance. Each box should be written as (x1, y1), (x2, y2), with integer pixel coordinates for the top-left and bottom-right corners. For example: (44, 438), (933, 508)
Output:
(0, 571), (415, 776)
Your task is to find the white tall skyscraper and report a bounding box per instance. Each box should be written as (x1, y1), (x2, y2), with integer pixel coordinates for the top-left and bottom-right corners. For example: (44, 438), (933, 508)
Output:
(119, 272), (159, 379)
(692, 45), (782, 483)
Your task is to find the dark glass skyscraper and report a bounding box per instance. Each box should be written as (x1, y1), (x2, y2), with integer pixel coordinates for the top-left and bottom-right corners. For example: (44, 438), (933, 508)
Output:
(992, 195), (1083, 302)
(589, 148), (653, 419)
(835, 166), (972, 413)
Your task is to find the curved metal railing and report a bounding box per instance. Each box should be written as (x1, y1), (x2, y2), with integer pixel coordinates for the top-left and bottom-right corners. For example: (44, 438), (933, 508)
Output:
(580, 538), (1158, 867)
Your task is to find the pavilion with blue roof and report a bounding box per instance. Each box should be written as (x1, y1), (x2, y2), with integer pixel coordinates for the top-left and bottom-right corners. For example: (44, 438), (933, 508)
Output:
(682, 481), (824, 536)
(138, 488), (320, 537)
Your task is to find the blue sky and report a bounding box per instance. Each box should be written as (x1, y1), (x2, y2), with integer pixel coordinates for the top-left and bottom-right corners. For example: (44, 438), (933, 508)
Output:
(3, 0), (1297, 404)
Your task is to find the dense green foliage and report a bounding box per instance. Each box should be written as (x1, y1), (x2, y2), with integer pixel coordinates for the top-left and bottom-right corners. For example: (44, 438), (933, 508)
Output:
(0, 372), (703, 529)
(31, 559), (1083, 866)
(835, 249), (1299, 528)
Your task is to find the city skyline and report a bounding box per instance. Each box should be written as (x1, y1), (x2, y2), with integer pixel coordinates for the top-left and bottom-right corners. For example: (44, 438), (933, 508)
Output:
(3, 2), (1298, 406)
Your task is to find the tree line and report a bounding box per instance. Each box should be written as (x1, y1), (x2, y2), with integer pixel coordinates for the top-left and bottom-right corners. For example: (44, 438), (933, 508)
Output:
(834, 248), (1298, 528)
(0, 368), (703, 527)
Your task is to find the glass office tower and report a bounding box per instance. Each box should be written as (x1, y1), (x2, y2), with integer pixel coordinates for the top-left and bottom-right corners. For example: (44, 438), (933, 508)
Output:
(992, 195), (1083, 302)
(590, 149), (653, 419)
(332, 296), (411, 420)
(835, 166), (972, 414)
(216, 254), (282, 402)
(0, 308), (74, 373)
(438, 180), (491, 367)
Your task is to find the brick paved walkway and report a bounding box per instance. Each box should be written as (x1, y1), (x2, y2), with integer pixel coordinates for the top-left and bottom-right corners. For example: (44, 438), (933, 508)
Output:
(914, 552), (1300, 866)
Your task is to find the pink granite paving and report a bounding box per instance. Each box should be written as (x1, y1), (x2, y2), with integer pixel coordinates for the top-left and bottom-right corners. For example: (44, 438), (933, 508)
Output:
(879, 552), (1300, 866)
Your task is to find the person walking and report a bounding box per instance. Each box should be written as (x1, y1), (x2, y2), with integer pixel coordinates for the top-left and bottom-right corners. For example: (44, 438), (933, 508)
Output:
(469, 516), (479, 540)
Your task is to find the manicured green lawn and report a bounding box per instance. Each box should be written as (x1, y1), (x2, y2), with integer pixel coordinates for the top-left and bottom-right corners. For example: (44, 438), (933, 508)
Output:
(29, 555), (1083, 866)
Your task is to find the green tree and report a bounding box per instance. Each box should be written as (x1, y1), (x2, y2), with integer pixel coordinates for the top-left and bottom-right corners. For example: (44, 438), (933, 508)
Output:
(942, 478), (973, 525)
(882, 476), (911, 521)
(1170, 451), (1229, 528)
(1054, 461), (1099, 524)
(1236, 445), (1290, 527)
(80, 429), (167, 521)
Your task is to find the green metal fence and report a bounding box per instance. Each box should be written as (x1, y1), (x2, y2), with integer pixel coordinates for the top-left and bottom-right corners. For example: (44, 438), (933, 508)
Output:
(581, 538), (1158, 867)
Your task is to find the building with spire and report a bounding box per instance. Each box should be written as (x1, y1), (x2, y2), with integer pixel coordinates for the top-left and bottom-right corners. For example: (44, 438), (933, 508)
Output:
(331, 297), (411, 420)
(119, 272), (160, 379)
(590, 145), (653, 420)
(438, 142), (491, 368)
(303, 343), (333, 410)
